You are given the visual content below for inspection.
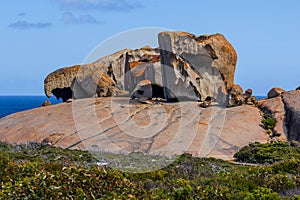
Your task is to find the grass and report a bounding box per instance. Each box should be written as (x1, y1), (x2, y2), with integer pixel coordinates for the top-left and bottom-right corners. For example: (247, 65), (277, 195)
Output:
(1, 141), (300, 199)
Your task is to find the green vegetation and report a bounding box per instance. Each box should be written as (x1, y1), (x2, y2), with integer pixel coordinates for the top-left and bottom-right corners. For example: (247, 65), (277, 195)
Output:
(234, 140), (300, 164)
(1, 141), (300, 199)
(261, 113), (280, 137)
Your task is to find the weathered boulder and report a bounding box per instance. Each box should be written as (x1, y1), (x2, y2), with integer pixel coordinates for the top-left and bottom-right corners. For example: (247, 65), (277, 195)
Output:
(282, 90), (300, 141)
(227, 84), (244, 107)
(244, 89), (257, 106)
(158, 32), (237, 104)
(267, 87), (285, 98)
(44, 65), (80, 102)
(44, 46), (162, 101)
(245, 89), (252, 98)
(130, 80), (152, 102)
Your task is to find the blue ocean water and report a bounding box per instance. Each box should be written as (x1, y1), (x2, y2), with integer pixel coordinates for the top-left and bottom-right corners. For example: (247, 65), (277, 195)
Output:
(0, 96), (62, 119)
(256, 96), (266, 100)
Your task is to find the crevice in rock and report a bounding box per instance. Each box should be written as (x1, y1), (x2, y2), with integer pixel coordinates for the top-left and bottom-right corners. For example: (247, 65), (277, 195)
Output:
(151, 84), (165, 99)
(204, 44), (218, 60)
(281, 94), (299, 141)
(281, 95), (292, 140)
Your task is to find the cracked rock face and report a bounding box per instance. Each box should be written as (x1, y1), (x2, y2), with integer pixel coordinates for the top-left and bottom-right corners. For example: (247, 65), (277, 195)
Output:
(282, 90), (300, 141)
(158, 32), (237, 104)
(258, 96), (288, 141)
(44, 46), (162, 101)
(258, 90), (300, 141)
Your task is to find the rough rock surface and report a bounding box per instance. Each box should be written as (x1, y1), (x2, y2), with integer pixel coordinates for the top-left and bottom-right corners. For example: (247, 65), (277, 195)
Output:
(282, 90), (300, 141)
(44, 46), (162, 101)
(258, 90), (300, 141)
(227, 84), (244, 107)
(227, 85), (257, 107)
(158, 32), (237, 104)
(258, 96), (288, 141)
(267, 87), (285, 99)
(0, 98), (268, 160)
(130, 80), (152, 101)
(72, 69), (115, 99)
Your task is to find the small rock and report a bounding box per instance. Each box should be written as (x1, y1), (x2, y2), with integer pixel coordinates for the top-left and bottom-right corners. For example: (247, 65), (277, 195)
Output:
(246, 96), (257, 106)
(40, 100), (51, 107)
(200, 96), (212, 108)
(244, 89), (253, 98)
(267, 87), (285, 98)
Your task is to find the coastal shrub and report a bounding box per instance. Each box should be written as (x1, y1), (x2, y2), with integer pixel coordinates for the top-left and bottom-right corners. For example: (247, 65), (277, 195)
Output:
(262, 114), (276, 130)
(2, 141), (300, 199)
(261, 113), (279, 136)
(234, 141), (300, 164)
(244, 187), (281, 200)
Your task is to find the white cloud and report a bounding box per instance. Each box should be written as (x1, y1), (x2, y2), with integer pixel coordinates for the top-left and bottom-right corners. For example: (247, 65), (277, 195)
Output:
(61, 12), (102, 24)
(53, 0), (142, 11)
(8, 20), (52, 30)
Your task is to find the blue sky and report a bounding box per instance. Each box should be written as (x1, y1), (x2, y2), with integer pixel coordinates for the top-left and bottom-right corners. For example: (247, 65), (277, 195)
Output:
(0, 0), (299, 96)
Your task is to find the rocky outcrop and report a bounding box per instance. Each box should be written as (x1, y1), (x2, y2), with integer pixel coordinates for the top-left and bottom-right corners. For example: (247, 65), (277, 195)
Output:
(44, 46), (162, 101)
(282, 90), (300, 141)
(45, 32), (238, 104)
(158, 32), (237, 104)
(267, 87), (285, 99)
(296, 86), (300, 91)
(258, 90), (300, 141)
(0, 97), (268, 160)
(258, 96), (287, 141)
(44, 65), (80, 102)
(227, 85), (257, 107)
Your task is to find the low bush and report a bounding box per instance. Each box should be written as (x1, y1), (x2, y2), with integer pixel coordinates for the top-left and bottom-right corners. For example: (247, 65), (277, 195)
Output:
(1, 141), (300, 199)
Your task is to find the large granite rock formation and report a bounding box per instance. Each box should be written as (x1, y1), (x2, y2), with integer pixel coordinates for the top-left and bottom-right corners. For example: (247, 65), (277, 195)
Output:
(0, 97), (268, 160)
(45, 32), (237, 104)
(158, 32), (237, 104)
(44, 46), (162, 101)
